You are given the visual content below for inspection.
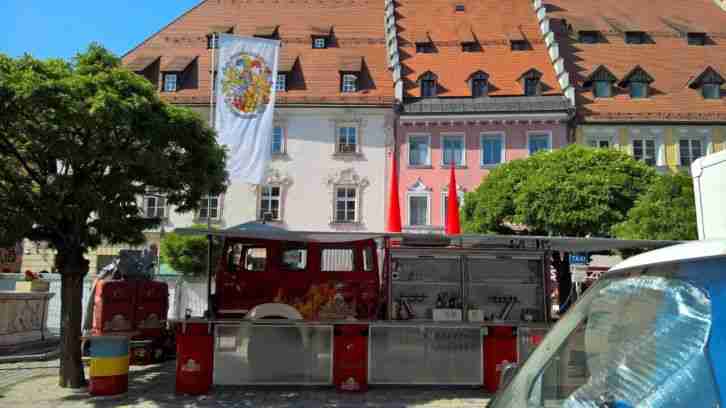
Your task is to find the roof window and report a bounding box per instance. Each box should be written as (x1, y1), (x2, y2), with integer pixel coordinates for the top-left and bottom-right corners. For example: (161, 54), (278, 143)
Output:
(469, 71), (489, 97)
(584, 65), (617, 98)
(418, 71), (438, 98)
(510, 40), (529, 51)
(455, 4), (465, 12)
(518, 69), (543, 96)
(687, 66), (724, 100)
(687, 32), (707, 46)
(578, 31), (601, 44)
(618, 66), (654, 99)
(625, 31), (647, 44)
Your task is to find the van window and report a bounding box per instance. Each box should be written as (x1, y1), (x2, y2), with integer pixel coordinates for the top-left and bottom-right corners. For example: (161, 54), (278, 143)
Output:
(244, 248), (267, 271)
(492, 276), (716, 408)
(322, 248), (354, 272)
(363, 247), (374, 272)
(227, 243), (244, 271)
(281, 248), (307, 271)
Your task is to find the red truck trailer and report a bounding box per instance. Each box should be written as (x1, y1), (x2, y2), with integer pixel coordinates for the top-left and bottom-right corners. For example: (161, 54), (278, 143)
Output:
(172, 223), (673, 394)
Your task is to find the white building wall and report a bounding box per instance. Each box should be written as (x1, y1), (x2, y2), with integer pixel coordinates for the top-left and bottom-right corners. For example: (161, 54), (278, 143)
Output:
(162, 106), (391, 232)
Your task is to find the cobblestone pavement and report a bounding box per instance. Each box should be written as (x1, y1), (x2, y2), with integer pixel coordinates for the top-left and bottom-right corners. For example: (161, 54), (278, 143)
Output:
(0, 360), (492, 407)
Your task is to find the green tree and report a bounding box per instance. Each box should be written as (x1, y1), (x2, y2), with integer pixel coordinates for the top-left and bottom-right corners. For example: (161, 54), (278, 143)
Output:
(462, 145), (656, 310)
(0, 45), (227, 388)
(613, 171), (697, 241)
(161, 225), (223, 276)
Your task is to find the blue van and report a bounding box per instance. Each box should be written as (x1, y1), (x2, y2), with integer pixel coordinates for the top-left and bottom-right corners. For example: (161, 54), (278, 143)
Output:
(489, 240), (726, 408)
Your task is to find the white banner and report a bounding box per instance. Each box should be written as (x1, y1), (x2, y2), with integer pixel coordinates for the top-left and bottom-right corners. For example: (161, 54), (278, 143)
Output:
(214, 34), (280, 184)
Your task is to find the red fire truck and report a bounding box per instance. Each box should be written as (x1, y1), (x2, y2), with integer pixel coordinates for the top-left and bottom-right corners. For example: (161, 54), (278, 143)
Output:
(173, 223), (672, 394)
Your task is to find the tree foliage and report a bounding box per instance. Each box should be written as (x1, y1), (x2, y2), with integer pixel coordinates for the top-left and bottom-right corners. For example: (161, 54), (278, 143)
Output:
(161, 225), (223, 276)
(0, 44), (227, 387)
(462, 145), (656, 237)
(613, 171), (697, 241)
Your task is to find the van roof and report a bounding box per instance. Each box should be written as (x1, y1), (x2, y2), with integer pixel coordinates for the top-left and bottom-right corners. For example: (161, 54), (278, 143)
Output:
(609, 240), (726, 273)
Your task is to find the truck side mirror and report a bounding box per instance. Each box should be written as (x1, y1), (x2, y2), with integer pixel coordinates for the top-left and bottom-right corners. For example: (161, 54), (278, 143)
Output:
(499, 362), (518, 390)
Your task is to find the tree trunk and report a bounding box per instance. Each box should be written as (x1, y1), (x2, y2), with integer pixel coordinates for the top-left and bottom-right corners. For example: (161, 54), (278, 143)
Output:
(57, 249), (89, 388)
(552, 252), (573, 314)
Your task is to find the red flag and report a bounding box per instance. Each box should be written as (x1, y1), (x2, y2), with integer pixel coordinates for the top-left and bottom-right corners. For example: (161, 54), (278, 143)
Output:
(445, 164), (461, 235)
(386, 149), (402, 232)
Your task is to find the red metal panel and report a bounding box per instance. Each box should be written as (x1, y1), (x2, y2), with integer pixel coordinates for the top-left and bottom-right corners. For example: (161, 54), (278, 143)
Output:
(176, 326), (214, 395)
(333, 324), (368, 392)
(93, 280), (135, 335)
(133, 281), (168, 339)
(483, 326), (517, 393)
(89, 374), (128, 396)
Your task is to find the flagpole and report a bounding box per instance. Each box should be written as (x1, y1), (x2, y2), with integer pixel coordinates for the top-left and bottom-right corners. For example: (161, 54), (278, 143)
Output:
(206, 32), (217, 318)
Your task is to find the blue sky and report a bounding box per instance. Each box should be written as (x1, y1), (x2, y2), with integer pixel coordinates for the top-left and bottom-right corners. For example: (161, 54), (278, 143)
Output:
(1, 0), (202, 60)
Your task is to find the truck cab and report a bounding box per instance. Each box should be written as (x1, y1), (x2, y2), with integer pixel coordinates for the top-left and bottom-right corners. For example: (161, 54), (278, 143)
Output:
(489, 240), (726, 408)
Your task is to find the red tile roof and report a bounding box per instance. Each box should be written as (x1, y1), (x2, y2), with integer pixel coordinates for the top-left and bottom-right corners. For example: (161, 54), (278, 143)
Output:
(395, 0), (564, 98)
(546, 0), (726, 122)
(122, 0), (394, 106)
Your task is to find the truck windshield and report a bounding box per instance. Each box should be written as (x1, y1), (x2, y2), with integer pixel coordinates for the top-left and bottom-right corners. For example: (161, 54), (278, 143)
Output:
(491, 275), (717, 408)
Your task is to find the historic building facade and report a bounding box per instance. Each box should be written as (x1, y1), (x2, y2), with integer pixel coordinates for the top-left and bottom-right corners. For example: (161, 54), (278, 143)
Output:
(386, 0), (573, 232)
(541, 0), (726, 171)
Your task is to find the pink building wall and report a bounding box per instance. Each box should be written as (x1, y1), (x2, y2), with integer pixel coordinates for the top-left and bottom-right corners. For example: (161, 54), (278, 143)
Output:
(394, 119), (569, 230)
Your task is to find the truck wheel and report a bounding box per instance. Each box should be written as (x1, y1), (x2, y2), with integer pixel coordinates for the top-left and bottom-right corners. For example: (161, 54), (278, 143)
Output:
(247, 322), (304, 382)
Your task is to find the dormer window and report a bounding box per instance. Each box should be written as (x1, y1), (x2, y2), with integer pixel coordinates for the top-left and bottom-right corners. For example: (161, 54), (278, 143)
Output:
(510, 40), (529, 51)
(584, 65), (617, 98)
(519, 69), (543, 96)
(206, 26), (233, 49)
(254, 26), (279, 39)
(160, 56), (196, 93)
(276, 73), (287, 92)
(342, 74), (358, 93)
(625, 31), (647, 44)
(469, 71), (489, 97)
(339, 56), (362, 93)
(125, 56), (160, 85)
(688, 66), (725, 100)
(687, 32), (707, 46)
(313, 37), (327, 49)
(416, 42), (435, 53)
(462, 41), (478, 52)
(579, 31), (600, 44)
(418, 71), (438, 97)
(415, 32), (434, 53)
(619, 66), (653, 99)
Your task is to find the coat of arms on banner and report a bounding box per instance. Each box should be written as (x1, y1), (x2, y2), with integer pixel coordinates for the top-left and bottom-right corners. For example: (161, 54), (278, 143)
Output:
(221, 52), (273, 117)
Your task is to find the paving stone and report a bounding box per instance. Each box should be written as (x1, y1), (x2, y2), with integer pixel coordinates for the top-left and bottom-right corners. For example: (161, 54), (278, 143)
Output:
(0, 360), (491, 407)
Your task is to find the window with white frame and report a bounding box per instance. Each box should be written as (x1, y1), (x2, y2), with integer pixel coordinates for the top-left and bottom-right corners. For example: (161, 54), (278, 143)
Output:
(632, 138), (657, 166)
(341, 74), (358, 93)
(481, 133), (505, 166)
(528, 133), (551, 155)
(276, 73), (287, 92)
(259, 185), (281, 221)
(442, 135), (465, 166)
(143, 195), (167, 219)
(679, 138), (703, 166)
(313, 37), (327, 49)
(587, 138), (611, 148)
(163, 73), (178, 92)
(408, 134), (431, 166)
(408, 194), (430, 226)
(441, 190), (464, 225)
(337, 126), (357, 154)
(198, 195), (221, 220)
(334, 187), (357, 223)
(271, 126), (284, 154)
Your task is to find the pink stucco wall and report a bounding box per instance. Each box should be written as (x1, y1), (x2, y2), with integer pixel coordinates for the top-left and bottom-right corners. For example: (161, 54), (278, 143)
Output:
(393, 120), (569, 229)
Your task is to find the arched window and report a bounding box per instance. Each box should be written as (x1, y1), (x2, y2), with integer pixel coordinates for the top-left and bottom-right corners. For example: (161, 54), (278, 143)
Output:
(418, 71), (438, 98)
(618, 66), (654, 99)
(468, 71), (489, 97)
(518, 69), (543, 96)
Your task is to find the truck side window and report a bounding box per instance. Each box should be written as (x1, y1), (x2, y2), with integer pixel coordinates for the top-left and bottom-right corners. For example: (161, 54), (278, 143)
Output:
(281, 248), (307, 271)
(244, 247), (267, 271)
(322, 248), (354, 272)
(362, 247), (374, 272)
(227, 243), (244, 271)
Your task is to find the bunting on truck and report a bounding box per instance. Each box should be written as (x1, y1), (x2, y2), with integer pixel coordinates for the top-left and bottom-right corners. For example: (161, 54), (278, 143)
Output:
(214, 34), (281, 184)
